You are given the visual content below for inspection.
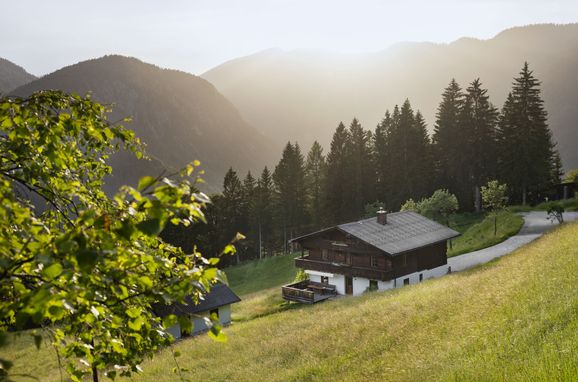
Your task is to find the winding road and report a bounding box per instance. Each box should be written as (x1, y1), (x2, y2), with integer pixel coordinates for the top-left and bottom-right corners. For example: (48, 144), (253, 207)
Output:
(448, 211), (578, 273)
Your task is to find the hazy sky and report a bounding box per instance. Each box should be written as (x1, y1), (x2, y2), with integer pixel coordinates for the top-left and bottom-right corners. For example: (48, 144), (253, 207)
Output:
(2, 0), (577, 76)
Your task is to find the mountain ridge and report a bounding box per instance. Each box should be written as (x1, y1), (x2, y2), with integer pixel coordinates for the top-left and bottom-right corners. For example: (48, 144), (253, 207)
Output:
(11, 55), (277, 192)
(203, 23), (578, 170)
(0, 57), (36, 94)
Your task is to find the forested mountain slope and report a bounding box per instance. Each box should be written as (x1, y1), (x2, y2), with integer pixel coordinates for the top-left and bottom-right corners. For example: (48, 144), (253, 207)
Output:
(0, 57), (36, 94)
(11, 55), (276, 192)
(203, 23), (578, 170)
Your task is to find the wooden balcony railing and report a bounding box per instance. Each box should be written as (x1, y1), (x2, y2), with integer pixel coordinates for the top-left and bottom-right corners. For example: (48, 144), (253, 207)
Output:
(295, 256), (395, 281)
(281, 280), (337, 304)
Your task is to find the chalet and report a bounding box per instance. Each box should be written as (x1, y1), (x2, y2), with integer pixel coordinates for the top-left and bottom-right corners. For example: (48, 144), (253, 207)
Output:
(282, 210), (460, 302)
(154, 283), (241, 339)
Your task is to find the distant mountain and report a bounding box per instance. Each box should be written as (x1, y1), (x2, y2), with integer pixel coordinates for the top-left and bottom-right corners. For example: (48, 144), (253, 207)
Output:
(11, 55), (277, 192)
(0, 58), (36, 94)
(203, 23), (578, 171)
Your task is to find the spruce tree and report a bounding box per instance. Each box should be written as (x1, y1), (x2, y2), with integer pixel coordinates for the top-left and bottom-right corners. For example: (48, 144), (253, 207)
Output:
(463, 78), (499, 211)
(498, 62), (555, 204)
(413, 110), (434, 198)
(241, 171), (257, 259)
(255, 167), (274, 257)
(305, 141), (326, 229)
(221, 167), (244, 263)
(273, 142), (308, 252)
(374, 110), (393, 204)
(433, 79), (464, 200)
(324, 122), (350, 224)
(383, 100), (432, 209)
(343, 118), (375, 220)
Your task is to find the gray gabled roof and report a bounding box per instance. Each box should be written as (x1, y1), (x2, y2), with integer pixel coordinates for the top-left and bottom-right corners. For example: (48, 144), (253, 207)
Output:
(153, 283), (241, 317)
(292, 211), (460, 256)
(338, 211), (460, 255)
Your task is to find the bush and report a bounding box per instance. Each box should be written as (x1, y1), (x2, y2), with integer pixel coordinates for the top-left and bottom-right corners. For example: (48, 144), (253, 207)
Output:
(293, 268), (309, 283)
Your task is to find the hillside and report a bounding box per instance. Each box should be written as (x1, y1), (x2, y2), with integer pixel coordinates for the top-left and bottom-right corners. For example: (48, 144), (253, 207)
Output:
(11, 55), (277, 192)
(2, 220), (576, 381)
(203, 23), (578, 170)
(0, 58), (36, 94)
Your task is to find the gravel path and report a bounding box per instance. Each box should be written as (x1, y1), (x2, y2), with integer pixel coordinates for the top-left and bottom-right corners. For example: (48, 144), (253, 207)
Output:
(448, 211), (578, 273)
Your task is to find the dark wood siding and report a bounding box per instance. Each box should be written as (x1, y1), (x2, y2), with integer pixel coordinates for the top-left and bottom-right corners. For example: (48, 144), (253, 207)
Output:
(296, 228), (448, 280)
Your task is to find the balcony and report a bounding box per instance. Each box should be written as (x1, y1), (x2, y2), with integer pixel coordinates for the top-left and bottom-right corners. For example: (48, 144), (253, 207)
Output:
(295, 256), (394, 281)
(281, 280), (337, 304)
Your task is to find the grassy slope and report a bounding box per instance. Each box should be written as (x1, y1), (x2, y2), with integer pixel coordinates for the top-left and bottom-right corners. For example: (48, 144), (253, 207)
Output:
(136, 221), (578, 381)
(226, 253), (299, 322)
(509, 198), (578, 212)
(225, 253), (298, 296)
(5, 220), (576, 381)
(448, 211), (524, 257)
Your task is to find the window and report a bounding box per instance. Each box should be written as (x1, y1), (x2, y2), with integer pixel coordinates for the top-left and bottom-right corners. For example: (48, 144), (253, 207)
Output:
(369, 280), (378, 291)
(371, 256), (378, 268)
(321, 249), (328, 261)
(403, 278), (410, 286)
(210, 308), (219, 319)
(419, 273), (423, 282)
(321, 276), (329, 284)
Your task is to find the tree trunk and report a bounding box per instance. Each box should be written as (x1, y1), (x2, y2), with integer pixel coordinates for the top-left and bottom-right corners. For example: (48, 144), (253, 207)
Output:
(92, 365), (99, 382)
(447, 218), (452, 249)
(474, 185), (481, 213)
(522, 185), (527, 205)
(91, 339), (99, 382)
(258, 222), (262, 259)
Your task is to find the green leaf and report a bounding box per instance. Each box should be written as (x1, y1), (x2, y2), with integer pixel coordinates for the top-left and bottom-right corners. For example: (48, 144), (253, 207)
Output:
(178, 315), (193, 335)
(76, 250), (98, 271)
(136, 218), (163, 236)
(223, 244), (236, 255)
(42, 263), (63, 280)
(137, 176), (156, 191)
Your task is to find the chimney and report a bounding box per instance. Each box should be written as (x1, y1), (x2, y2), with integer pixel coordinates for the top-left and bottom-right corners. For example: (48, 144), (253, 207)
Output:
(376, 208), (387, 225)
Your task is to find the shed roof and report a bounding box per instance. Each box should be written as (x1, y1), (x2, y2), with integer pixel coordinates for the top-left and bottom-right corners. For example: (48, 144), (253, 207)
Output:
(293, 211), (460, 256)
(153, 283), (241, 317)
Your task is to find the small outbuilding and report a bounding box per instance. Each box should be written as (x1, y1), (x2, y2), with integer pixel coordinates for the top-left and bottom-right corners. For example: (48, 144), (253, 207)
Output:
(154, 283), (241, 339)
(283, 210), (460, 302)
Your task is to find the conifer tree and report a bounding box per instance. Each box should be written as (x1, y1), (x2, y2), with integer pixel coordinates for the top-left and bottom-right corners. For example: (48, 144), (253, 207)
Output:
(433, 79), (464, 199)
(324, 122), (350, 224)
(240, 171), (257, 258)
(463, 78), (499, 211)
(374, 110), (393, 204)
(305, 141), (327, 229)
(413, 110), (434, 197)
(550, 151), (563, 185)
(255, 167), (274, 257)
(382, 100), (432, 209)
(221, 167), (244, 263)
(498, 62), (555, 204)
(343, 118), (375, 220)
(273, 142), (308, 252)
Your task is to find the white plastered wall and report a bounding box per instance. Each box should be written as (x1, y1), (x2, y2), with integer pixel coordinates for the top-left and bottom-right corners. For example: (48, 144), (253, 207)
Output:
(307, 264), (450, 295)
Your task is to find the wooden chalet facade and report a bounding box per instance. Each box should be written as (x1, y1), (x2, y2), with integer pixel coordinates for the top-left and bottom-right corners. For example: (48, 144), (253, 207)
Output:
(283, 210), (460, 300)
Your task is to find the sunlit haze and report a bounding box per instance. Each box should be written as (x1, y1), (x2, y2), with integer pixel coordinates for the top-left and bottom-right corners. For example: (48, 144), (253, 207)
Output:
(2, 0), (577, 76)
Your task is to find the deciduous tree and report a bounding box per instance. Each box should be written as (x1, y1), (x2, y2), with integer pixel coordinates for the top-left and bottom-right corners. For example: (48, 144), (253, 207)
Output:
(0, 91), (232, 381)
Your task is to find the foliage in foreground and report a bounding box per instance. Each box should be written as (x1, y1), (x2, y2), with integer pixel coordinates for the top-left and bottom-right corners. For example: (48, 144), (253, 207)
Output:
(0, 92), (233, 381)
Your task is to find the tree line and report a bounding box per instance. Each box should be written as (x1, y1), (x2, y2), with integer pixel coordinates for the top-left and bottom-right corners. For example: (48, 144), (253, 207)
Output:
(163, 62), (561, 265)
